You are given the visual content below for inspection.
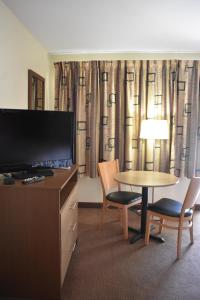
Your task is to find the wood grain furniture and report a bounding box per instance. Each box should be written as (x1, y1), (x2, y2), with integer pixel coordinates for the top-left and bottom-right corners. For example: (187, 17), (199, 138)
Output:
(0, 166), (78, 300)
(97, 160), (141, 240)
(145, 176), (200, 259)
(114, 171), (179, 243)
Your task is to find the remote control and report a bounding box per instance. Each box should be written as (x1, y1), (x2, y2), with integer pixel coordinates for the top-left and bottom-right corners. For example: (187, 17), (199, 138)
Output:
(22, 176), (45, 184)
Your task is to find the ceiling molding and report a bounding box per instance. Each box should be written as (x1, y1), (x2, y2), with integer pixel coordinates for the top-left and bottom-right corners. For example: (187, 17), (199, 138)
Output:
(49, 51), (200, 62)
(49, 50), (200, 55)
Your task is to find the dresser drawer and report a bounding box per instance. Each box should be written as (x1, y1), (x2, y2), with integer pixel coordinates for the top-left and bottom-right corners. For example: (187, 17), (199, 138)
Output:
(61, 222), (77, 285)
(61, 207), (77, 260)
(60, 185), (78, 285)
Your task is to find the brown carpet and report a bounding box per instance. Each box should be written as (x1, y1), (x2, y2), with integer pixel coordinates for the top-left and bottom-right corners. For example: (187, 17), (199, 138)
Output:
(62, 208), (200, 300)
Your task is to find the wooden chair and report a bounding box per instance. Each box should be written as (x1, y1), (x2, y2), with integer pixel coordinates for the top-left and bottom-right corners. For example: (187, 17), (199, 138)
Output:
(97, 160), (141, 240)
(145, 177), (200, 259)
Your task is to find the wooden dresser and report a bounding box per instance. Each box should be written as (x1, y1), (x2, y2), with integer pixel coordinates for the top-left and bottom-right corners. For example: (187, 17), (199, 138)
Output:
(0, 166), (78, 300)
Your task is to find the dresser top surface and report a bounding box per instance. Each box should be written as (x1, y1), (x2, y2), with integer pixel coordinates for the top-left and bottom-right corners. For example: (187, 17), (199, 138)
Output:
(0, 165), (78, 190)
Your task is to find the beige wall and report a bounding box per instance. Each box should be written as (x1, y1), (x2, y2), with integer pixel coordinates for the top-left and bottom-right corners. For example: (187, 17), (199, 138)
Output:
(0, 0), (50, 109)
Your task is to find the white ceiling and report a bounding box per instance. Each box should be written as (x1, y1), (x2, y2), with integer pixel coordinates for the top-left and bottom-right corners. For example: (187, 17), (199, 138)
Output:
(3, 0), (200, 54)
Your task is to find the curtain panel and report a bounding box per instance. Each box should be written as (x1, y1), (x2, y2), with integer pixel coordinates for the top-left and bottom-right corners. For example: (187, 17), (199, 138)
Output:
(54, 60), (200, 178)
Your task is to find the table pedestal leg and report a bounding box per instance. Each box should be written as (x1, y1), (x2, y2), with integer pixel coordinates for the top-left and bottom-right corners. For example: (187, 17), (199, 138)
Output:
(129, 187), (148, 244)
(129, 186), (165, 244)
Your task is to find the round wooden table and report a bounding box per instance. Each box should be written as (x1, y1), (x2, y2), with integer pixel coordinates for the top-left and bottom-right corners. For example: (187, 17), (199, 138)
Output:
(114, 171), (179, 243)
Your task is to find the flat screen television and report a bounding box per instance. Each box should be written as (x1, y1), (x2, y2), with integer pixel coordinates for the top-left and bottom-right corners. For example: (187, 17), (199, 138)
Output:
(0, 109), (75, 173)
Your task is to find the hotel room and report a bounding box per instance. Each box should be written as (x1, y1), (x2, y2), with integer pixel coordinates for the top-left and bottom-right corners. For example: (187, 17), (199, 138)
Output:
(0, 0), (200, 299)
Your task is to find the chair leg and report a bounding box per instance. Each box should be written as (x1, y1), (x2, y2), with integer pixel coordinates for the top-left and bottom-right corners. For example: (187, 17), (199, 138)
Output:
(123, 206), (128, 240)
(118, 208), (122, 223)
(158, 218), (164, 234)
(177, 222), (183, 259)
(145, 212), (151, 245)
(189, 221), (194, 244)
(152, 187), (155, 203)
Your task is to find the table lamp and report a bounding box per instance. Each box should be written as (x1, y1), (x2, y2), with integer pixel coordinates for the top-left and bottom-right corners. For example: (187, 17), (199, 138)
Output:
(140, 119), (169, 202)
(140, 119), (169, 141)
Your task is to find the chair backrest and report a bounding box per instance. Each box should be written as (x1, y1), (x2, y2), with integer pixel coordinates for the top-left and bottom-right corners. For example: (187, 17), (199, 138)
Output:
(182, 177), (200, 214)
(97, 160), (119, 196)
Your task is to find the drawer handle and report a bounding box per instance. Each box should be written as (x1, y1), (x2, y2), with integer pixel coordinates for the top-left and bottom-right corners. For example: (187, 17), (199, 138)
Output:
(72, 242), (76, 252)
(70, 202), (77, 210)
(72, 223), (77, 232)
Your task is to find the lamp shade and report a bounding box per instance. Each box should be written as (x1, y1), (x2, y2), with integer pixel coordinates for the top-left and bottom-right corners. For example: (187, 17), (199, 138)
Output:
(140, 120), (169, 140)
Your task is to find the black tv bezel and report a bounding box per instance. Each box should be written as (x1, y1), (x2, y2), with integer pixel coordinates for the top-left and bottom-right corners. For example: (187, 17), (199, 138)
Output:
(0, 108), (75, 173)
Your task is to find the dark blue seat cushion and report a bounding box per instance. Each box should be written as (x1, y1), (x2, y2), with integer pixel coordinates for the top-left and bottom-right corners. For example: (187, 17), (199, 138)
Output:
(106, 191), (141, 205)
(148, 198), (193, 217)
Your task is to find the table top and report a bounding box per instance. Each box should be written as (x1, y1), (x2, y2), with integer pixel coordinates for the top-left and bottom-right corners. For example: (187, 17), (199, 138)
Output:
(114, 170), (179, 188)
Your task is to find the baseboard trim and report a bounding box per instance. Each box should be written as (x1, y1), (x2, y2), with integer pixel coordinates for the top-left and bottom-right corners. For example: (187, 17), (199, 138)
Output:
(78, 202), (103, 208)
(78, 202), (200, 210)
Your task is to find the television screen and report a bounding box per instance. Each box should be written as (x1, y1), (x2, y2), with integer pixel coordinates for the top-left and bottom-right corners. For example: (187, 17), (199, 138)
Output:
(0, 109), (75, 172)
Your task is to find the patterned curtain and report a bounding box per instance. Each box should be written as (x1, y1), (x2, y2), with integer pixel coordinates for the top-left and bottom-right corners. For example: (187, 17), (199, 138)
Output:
(54, 60), (200, 178)
(55, 61), (100, 177)
(174, 61), (200, 177)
